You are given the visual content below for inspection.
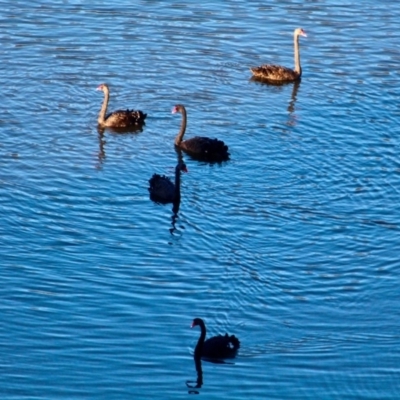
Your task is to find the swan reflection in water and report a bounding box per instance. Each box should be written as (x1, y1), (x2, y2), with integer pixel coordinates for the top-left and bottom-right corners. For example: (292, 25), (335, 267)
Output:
(186, 354), (203, 395)
(96, 129), (106, 169)
(95, 125), (145, 170)
(148, 150), (187, 235)
(249, 78), (301, 127)
(287, 80), (300, 119)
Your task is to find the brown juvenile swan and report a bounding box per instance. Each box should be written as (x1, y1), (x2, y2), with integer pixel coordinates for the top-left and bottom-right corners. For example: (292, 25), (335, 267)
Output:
(96, 83), (147, 128)
(148, 160), (187, 203)
(191, 318), (240, 360)
(250, 28), (307, 82)
(172, 105), (229, 162)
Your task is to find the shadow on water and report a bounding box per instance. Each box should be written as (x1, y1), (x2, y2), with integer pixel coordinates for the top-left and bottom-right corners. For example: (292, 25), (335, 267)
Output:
(148, 149), (187, 236)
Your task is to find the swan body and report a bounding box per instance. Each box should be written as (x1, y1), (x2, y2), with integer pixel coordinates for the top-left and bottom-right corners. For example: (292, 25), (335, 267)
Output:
(97, 83), (147, 128)
(148, 161), (187, 203)
(172, 105), (229, 162)
(250, 28), (307, 82)
(191, 318), (240, 360)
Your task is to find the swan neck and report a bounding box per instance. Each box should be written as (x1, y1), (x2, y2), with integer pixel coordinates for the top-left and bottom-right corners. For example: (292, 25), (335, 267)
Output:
(98, 88), (109, 125)
(194, 323), (206, 358)
(294, 32), (301, 76)
(175, 108), (187, 145)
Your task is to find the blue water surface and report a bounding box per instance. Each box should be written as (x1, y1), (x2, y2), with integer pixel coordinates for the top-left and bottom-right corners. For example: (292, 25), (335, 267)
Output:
(1, 1), (400, 398)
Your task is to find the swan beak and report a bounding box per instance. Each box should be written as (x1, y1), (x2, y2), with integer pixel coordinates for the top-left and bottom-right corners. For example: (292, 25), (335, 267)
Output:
(301, 31), (307, 37)
(171, 107), (177, 114)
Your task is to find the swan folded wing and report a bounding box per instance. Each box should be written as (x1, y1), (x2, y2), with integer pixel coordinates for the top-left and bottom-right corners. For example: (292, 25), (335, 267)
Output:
(250, 64), (299, 81)
(130, 110), (147, 123)
(182, 136), (229, 161)
(105, 109), (147, 127)
(203, 334), (240, 358)
(228, 334), (240, 350)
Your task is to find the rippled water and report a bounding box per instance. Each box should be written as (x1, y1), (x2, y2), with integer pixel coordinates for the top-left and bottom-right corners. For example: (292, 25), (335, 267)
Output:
(1, 1), (400, 398)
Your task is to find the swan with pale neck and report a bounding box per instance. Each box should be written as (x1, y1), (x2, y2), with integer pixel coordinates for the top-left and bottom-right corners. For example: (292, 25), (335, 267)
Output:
(96, 83), (147, 128)
(172, 104), (229, 162)
(250, 28), (307, 82)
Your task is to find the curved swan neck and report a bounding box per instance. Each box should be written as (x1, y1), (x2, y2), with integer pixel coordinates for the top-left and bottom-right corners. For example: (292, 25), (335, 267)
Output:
(294, 31), (301, 76)
(98, 87), (109, 125)
(194, 321), (206, 358)
(175, 107), (187, 145)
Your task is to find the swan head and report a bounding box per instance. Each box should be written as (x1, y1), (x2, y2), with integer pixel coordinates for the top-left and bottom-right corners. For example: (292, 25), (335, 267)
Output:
(172, 104), (185, 114)
(191, 318), (205, 329)
(295, 28), (307, 38)
(96, 83), (109, 92)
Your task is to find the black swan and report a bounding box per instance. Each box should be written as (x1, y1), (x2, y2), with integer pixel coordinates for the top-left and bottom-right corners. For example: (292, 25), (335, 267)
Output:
(96, 83), (147, 128)
(250, 28), (307, 82)
(148, 160), (187, 203)
(191, 318), (240, 360)
(172, 105), (229, 162)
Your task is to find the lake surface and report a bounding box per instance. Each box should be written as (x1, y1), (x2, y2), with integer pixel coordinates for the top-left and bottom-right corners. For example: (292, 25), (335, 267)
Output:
(1, 1), (400, 398)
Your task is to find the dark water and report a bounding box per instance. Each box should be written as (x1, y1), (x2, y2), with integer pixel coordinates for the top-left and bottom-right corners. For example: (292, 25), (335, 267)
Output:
(1, 1), (400, 398)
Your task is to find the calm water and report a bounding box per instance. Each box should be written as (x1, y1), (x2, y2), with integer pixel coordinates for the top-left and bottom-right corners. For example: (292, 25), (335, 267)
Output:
(1, 1), (400, 398)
